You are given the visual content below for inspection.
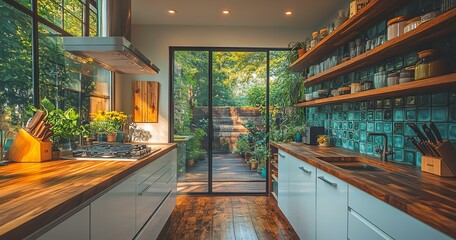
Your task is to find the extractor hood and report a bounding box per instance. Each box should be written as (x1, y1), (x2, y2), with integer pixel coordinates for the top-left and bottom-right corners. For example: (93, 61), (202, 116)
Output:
(63, 37), (159, 74)
(62, 0), (159, 75)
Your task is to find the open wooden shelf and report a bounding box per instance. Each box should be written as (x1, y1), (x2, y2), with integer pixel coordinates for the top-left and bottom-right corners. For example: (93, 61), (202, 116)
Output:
(303, 9), (456, 87)
(295, 73), (456, 107)
(271, 192), (278, 201)
(271, 162), (278, 169)
(272, 174), (278, 182)
(290, 0), (411, 72)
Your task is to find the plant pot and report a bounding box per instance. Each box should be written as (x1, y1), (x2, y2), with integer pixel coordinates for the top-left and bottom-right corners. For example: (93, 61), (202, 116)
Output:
(245, 152), (252, 162)
(261, 168), (267, 178)
(250, 161), (259, 170)
(295, 133), (302, 142)
(106, 132), (117, 142)
(186, 159), (195, 168)
(298, 48), (306, 57)
(52, 150), (61, 160)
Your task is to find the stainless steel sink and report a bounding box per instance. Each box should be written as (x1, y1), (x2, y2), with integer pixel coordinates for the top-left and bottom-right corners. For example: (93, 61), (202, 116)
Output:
(316, 157), (384, 171)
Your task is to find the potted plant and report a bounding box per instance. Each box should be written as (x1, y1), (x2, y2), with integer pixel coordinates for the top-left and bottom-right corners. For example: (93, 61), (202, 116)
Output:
(90, 111), (128, 142)
(293, 126), (305, 142)
(317, 135), (330, 147)
(32, 98), (81, 157)
(249, 158), (259, 170)
(288, 42), (306, 63)
(233, 136), (250, 160)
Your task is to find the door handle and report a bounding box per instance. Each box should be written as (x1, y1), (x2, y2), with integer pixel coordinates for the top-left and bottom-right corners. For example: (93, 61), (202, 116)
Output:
(318, 176), (337, 188)
(299, 166), (311, 174)
(278, 153), (285, 158)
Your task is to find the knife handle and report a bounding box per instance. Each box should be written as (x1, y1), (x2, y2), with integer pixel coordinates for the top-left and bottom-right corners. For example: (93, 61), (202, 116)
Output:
(407, 123), (427, 142)
(430, 122), (443, 143)
(423, 124), (437, 145)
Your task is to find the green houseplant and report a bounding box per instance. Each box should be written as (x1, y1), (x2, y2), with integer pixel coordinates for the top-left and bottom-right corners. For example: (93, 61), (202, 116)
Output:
(32, 98), (81, 154)
(90, 111), (128, 142)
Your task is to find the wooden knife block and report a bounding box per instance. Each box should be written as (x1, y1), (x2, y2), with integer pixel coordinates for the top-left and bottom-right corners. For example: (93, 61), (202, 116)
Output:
(5, 129), (52, 163)
(421, 141), (456, 177)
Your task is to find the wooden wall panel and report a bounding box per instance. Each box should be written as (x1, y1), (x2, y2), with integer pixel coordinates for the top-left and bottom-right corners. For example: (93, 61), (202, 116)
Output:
(132, 81), (160, 123)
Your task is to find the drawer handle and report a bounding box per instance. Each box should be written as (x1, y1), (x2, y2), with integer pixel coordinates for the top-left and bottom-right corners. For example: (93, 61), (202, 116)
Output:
(299, 166), (311, 174)
(318, 176), (337, 188)
(138, 184), (152, 196)
(278, 153), (285, 158)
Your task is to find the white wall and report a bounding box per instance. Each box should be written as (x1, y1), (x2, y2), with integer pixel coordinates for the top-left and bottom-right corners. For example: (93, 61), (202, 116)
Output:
(115, 24), (311, 143)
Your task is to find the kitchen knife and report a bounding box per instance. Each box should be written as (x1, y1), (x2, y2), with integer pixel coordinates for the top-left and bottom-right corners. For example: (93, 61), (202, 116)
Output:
(429, 122), (443, 144)
(30, 120), (45, 137)
(422, 124), (437, 145)
(425, 142), (441, 158)
(41, 129), (53, 141)
(420, 142), (437, 157)
(407, 123), (427, 142)
(25, 112), (45, 133)
(408, 137), (425, 155)
(32, 121), (47, 139)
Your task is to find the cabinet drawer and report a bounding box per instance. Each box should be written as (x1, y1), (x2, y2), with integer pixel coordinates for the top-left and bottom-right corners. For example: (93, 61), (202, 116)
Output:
(348, 185), (451, 240)
(348, 208), (392, 240)
(136, 164), (173, 231)
(136, 154), (170, 184)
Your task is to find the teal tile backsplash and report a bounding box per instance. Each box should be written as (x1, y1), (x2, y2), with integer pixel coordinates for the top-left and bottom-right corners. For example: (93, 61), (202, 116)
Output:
(306, 90), (456, 166)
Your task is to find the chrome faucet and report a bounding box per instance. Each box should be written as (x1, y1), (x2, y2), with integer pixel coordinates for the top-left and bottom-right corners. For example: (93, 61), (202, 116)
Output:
(368, 133), (393, 162)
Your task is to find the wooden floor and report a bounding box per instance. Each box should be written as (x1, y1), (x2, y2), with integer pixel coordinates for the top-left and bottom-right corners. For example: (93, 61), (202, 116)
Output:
(178, 154), (266, 193)
(158, 196), (299, 240)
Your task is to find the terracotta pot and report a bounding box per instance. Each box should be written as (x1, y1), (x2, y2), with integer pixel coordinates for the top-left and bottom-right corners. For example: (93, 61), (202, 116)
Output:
(298, 48), (306, 57)
(250, 161), (259, 170)
(186, 159), (195, 168)
(245, 152), (252, 162)
(106, 132), (117, 142)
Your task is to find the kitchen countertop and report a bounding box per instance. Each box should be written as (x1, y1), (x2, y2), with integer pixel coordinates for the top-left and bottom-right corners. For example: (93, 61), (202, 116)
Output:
(0, 143), (176, 240)
(271, 142), (456, 238)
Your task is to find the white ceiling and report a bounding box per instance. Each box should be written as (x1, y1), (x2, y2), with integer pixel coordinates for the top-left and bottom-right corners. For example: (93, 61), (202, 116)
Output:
(131, 0), (347, 28)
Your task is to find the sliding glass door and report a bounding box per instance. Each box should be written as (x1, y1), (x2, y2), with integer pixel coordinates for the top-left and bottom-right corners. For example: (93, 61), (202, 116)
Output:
(171, 48), (288, 194)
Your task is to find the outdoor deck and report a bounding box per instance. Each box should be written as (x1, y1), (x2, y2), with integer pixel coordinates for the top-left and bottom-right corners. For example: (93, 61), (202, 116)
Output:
(177, 153), (267, 193)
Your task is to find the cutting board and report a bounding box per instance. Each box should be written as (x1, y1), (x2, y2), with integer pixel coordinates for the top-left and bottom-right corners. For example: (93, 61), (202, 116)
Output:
(132, 81), (159, 123)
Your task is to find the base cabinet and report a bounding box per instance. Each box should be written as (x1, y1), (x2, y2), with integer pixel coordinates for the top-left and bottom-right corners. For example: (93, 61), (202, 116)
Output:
(91, 174), (137, 240)
(288, 154), (316, 240)
(37, 206), (90, 240)
(316, 169), (348, 240)
(277, 150), (289, 217)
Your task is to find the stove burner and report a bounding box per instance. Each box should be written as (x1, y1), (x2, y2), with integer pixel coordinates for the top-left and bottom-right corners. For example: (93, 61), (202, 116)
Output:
(72, 144), (156, 160)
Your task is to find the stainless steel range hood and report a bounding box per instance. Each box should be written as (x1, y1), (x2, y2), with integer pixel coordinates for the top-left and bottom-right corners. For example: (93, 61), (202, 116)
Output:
(63, 0), (159, 74)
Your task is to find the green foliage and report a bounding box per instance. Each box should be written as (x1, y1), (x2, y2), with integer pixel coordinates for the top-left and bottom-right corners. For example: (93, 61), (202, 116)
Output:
(233, 135), (251, 155)
(245, 85), (266, 107)
(186, 128), (207, 160)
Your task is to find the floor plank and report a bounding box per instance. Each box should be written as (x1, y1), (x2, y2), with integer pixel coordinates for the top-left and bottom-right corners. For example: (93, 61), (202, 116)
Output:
(158, 196), (299, 240)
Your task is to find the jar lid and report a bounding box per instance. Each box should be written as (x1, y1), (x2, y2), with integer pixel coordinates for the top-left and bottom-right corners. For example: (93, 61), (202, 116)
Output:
(339, 86), (351, 91)
(320, 28), (328, 34)
(312, 31), (319, 38)
(387, 16), (407, 26)
(388, 72), (399, 77)
(418, 49), (439, 58)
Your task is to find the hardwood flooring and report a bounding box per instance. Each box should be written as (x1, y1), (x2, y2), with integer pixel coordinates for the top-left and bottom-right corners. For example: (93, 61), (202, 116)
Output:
(178, 154), (266, 193)
(158, 196), (299, 240)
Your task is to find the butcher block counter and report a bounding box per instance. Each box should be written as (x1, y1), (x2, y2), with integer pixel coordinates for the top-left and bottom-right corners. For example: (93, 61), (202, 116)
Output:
(271, 142), (456, 238)
(0, 143), (176, 240)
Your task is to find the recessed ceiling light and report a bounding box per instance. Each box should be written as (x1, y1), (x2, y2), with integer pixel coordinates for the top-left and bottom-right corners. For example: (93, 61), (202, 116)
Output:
(168, 9), (176, 14)
(222, 10), (230, 15)
(285, 11), (293, 15)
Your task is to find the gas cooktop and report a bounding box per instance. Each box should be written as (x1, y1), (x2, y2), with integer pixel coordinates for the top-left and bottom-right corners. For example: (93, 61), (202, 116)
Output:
(64, 144), (161, 161)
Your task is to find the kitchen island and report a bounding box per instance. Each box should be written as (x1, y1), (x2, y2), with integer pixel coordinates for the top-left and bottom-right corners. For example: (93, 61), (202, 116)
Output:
(0, 143), (177, 240)
(271, 142), (456, 239)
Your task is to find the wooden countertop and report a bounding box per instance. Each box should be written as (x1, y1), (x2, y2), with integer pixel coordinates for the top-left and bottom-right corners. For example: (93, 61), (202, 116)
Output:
(0, 143), (176, 240)
(271, 142), (456, 238)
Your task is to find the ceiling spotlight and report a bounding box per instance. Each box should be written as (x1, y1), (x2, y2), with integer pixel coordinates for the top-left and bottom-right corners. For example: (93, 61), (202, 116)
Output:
(285, 11), (293, 15)
(168, 9), (176, 14)
(222, 10), (230, 15)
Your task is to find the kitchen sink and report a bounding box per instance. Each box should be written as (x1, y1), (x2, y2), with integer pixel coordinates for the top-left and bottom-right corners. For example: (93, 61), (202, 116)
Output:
(316, 157), (384, 171)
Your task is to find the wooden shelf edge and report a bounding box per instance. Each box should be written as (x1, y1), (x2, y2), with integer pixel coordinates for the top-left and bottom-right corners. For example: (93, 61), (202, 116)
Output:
(303, 8), (456, 87)
(271, 162), (278, 169)
(295, 73), (456, 107)
(290, 0), (410, 71)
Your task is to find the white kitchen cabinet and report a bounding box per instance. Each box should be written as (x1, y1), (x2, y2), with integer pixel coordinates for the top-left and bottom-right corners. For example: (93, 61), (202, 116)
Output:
(348, 185), (452, 240)
(91, 174), (137, 240)
(288, 154), (316, 240)
(277, 150), (289, 217)
(316, 168), (348, 240)
(348, 207), (393, 240)
(37, 206), (90, 240)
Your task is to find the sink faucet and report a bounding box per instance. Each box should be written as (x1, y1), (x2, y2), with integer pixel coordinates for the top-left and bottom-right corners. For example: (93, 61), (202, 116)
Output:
(368, 133), (393, 162)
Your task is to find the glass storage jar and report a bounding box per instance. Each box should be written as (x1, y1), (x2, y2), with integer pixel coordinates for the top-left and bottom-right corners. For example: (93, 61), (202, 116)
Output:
(387, 16), (407, 41)
(374, 67), (386, 88)
(415, 49), (447, 80)
(310, 31), (319, 49)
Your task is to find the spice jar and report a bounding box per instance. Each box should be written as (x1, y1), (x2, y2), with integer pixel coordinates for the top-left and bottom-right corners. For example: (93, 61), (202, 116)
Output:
(399, 66), (415, 84)
(387, 16), (407, 41)
(415, 49), (447, 80)
(350, 82), (362, 94)
(310, 31), (319, 49)
(319, 28), (328, 40)
(374, 67), (386, 88)
(404, 17), (421, 33)
(387, 72), (399, 86)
